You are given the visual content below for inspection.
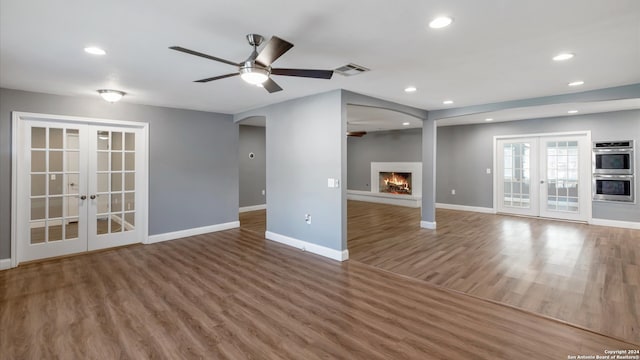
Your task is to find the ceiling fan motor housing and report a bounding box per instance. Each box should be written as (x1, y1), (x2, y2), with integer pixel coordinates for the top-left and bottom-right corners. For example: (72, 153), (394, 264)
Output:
(246, 34), (264, 47)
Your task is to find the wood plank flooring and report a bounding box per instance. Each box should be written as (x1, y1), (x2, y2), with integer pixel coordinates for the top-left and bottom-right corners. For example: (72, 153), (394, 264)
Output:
(239, 209), (266, 235)
(347, 200), (640, 345)
(1, 228), (635, 359)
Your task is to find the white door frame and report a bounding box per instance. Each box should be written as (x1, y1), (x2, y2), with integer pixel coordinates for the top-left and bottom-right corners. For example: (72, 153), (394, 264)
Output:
(492, 130), (592, 222)
(11, 111), (149, 268)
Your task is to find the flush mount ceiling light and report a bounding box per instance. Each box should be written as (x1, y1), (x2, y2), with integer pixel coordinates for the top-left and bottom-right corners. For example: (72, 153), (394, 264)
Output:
(239, 66), (269, 85)
(402, 122), (411, 126)
(84, 46), (106, 55)
(568, 80), (584, 87)
(429, 16), (453, 29)
(485, 118), (494, 122)
(443, 100), (454, 105)
(404, 86), (417, 93)
(553, 52), (575, 61)
(568, 110), (579, 114)
(97, 89), (126, 103)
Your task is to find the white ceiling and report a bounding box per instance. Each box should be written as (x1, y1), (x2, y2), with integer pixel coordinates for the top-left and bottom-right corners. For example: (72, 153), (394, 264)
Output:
(1, 0), (639, 116)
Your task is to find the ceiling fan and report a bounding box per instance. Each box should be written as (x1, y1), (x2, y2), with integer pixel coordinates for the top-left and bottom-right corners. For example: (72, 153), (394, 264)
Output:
(170, 34), (334, 93)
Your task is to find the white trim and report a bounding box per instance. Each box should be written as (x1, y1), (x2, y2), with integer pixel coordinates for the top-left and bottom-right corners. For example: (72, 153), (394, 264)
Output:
(11, 111), (150, 266)
(239, 204), (266, 213)
(265, 231), (349, 261)
(589, 218), (640, 230)
(11, 113), (19, 268)
(0, 259), (12, 270)
(420, 221), (437, 229)
(347, 190), (421, 208)
(147, 221), (240, 244)
(13, 111), (148, 128)
(436, 203), (496, 214)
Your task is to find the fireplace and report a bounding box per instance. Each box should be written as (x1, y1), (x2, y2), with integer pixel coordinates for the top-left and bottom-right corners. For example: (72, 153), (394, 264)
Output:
(370, 162), (422, 198)
(379, 172), (412, 195)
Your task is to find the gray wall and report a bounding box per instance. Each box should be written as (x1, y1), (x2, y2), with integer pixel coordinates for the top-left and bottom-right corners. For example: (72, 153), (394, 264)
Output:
(347, 128), (422, 191)
(436, 109), (640, 222)
(235, 90), (345, 251)
(0, 88), (238, 259)
(238, 125), (266, 208)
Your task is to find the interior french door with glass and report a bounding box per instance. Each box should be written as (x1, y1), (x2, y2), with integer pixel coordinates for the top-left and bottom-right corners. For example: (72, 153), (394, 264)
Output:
(17, 118), (145, 263)
(496, 134), (590, 222)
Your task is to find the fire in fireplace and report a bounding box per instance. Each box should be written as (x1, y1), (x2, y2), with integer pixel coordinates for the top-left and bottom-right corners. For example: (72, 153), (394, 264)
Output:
(379, 172), (412, 195)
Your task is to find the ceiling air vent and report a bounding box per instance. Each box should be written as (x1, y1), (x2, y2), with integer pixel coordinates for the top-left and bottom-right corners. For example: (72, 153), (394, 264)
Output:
(334, 63), (370, 76)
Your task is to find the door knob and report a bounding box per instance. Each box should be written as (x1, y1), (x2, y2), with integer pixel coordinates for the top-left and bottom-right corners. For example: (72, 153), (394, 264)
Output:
(540, 180), (545, 184)
(80, 195), (87, 200)
(90, 195), (96, 200)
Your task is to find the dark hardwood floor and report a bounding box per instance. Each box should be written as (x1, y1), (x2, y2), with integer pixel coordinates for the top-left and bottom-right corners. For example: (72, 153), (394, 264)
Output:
(240, 201), (640, 345)
(1, 228), (635, 359)
(347, 200), (640, 345)
(239, 209), (266, 235)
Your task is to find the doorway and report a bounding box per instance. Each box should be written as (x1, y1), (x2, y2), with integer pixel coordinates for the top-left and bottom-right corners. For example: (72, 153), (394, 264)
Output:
(495, 132), (591, 222)
(12, 113), (148, 264)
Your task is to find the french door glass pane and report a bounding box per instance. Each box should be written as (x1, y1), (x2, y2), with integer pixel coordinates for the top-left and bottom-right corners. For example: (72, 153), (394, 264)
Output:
(546, 141), (579, 213)
(96, 130), (136, 235)
(29, 127), (82, 244)
(502, 143), (531, 208)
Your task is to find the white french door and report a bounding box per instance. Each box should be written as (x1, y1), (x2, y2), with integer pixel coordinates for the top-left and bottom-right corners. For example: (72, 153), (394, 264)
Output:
(496, 133), (591, 222)
(15, 115), (147, 263)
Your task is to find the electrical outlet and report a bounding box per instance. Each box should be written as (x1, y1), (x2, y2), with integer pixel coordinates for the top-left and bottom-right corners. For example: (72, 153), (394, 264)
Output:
(451, 189), (456, 195)
(305, 214), (311, 224)
(261, 189), (265, 196)
(486, 168), (492, 174)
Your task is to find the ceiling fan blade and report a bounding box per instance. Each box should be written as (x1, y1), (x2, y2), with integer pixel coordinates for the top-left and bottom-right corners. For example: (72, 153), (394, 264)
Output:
(262, 78), (283, 93)
(271, 68), (334, 79)
(194, 73), (239, 83)
(255, 36), (293, 66)
(169, 46), (239, 67)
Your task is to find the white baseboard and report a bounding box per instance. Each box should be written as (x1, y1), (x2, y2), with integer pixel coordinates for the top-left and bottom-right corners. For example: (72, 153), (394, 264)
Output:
(420, 221), (437, 229)
(265, 231), (349, 262)
(0, 258), (11, 270)
(239, 204), (266, 213)
(147, 221), (240, 244)
(436, 203), (496, 214)
(589, 218), (640, 230)
(347, 190), (421, 208)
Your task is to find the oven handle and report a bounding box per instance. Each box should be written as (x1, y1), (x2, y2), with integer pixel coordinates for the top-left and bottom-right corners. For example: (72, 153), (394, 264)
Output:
(592, 148), (634, 153)
(593, 174), (634, 179)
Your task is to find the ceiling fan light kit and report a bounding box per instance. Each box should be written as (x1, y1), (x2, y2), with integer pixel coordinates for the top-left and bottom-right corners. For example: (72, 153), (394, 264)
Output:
(170, 33), (333, 93)
(240, 65), (269, 85)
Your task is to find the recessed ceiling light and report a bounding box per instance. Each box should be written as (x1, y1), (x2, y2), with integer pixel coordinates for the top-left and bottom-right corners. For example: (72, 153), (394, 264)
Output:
(404, 86), (417, 93)
(443, 100), (454, 105)
(568, 80), (584, 87)
(485, 118), (494, 122)
(567, 110), (579, 114)
(553, 52), (574, 61)
(402, 122), (411, 126)
(429, 16), (453, 29)
(84, 46), (106, 55)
